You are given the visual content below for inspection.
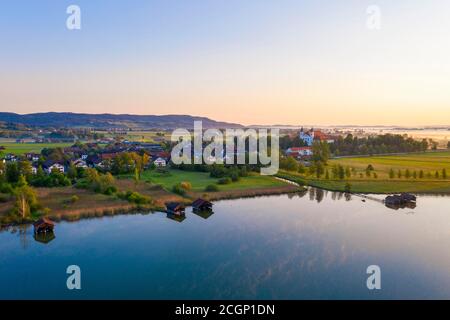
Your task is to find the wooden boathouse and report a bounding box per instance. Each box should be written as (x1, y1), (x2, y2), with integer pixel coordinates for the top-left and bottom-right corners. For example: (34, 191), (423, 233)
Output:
(166, 202), (186, 215)
(33, 218), (55, 234)
(192, 198), (213, 212)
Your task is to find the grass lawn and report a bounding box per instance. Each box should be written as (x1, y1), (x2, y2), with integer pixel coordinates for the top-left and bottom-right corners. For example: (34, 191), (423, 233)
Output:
(0, 142), (72, 156)
(139, 169), (288, 192)
(329, 151), (450, 179)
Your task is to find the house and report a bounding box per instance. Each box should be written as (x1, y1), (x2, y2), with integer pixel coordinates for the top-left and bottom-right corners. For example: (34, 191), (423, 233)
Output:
(25, 153), (40, 162)
(81, 154), (88, 160)
(192, 199), (213, 212)
(31, 166), (38, 175)
(73, 159), (88, 168)
(286, 147), (313, 158)
(153, 157), (167, 167)
(166, 202), (185, 215)
(4, 154), (17, 162)
(299, 128), (336, 146)
(43, 160), (65, 174)
(86, 155), (102, 167)
(33, 218), (55, 234)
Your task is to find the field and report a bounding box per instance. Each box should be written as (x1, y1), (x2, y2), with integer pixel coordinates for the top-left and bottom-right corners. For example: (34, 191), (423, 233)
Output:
(281, 151), (450, 194)
(329, 151), (450, 179)
(139, 169), (289, 192)
(0, 142), (72, 156)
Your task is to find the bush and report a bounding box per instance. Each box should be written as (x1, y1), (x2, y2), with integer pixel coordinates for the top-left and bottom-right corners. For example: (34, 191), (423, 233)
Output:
(231, 173), (240, 182)
(204, 184), (219, 192)
(70, 195), (79, 203)
(218, 177), (232, 185)
(118, 190), (153, 205)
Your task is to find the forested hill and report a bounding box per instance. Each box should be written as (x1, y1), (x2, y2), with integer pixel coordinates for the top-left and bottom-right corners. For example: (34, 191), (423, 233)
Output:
(0, 112), (242, 129)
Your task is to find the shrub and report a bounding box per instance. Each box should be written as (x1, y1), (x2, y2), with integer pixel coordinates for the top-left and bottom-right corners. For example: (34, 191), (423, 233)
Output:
(70, 195), (79, 203)
(218, 177), (232, 185)
(172, 181), (192, 195)
(204, 184), (219, 192)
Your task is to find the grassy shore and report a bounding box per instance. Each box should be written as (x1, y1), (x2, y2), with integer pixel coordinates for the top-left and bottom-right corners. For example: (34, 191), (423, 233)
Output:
(0, 169), (300, 226)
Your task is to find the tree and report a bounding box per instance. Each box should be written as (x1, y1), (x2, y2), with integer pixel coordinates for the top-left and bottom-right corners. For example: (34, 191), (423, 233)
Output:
(280, 156), (299, 172)
(13, 175), (38, 219)
(413, 171), (417, 179)
(419, 170), (424, 179)
(405, 169), (411, 179)
(325, 170), (330, 180)
(345, 167), (351, 179)
(67, 163), (78, 180)
(389, 169), (395, 179)
(397, 170), (402, 179)
(435, 171), (439, 179)
(315, 161), (325, 178)
(312, 141), (330, 165)
(6, 162), (20, 184)
(443, 169), (447, 179)
(447, 141), (450, 149)
(18, 160), (33, 181)
(338, 165), (345, 180)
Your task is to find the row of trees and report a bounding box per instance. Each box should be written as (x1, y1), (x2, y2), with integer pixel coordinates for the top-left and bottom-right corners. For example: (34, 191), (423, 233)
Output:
(330, 134), (430, 156)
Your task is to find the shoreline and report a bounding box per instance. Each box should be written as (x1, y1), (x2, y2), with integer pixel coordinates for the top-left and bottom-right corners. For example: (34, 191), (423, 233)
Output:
(0, 184), (303, 228)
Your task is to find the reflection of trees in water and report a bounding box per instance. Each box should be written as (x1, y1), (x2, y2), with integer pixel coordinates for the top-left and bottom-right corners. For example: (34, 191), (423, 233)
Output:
(287, 188), (308, 199)
(309, 188), (315, 201)
(344, 193), (352, 201)
(315, 189), (324, 203)
(7, 224), (32, 249)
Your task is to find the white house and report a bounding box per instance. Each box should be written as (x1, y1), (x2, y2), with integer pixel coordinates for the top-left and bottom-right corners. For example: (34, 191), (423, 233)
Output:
(299, 128), (314, 146)
(153, 157), (167, 167)
(73, 159), (88, 168)
(43, 161), (65, 174)
(286, 147), (313, 158)
(31, 166), (38, 175)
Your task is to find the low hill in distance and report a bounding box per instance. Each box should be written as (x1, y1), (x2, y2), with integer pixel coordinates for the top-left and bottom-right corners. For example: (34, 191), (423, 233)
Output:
(0, 112), (242, 130)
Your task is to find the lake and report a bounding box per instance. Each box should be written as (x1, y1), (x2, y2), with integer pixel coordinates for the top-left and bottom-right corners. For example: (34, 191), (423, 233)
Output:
(1, 189), (450, 299)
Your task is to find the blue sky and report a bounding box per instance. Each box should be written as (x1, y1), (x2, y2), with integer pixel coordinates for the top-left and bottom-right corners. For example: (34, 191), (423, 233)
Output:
(1, 1), (449, 125)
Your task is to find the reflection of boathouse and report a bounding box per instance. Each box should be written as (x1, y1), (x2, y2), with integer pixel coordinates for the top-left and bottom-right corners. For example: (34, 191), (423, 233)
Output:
(384, 193), (417, 210)
(34, 232), (56, 244)
(33, 218), (55, 234)
(166, 213), (186, 223)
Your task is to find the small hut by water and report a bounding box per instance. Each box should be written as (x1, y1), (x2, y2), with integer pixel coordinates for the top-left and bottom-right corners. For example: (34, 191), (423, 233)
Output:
(192, 199), (213, 212)
(33, 218), (55, 234)
(166, 202), (185, 215)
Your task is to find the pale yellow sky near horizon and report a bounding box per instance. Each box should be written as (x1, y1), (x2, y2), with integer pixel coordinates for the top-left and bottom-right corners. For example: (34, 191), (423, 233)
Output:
(1, 1), (450, 126)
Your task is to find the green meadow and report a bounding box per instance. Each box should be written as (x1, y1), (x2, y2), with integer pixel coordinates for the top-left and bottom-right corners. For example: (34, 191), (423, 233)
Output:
(139, 169), (288, 192)
(281, 151), (450, 194)
(0, 142), (73, 157)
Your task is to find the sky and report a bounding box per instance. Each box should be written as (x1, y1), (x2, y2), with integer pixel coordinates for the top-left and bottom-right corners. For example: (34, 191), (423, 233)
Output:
(1, 0), (450, 126)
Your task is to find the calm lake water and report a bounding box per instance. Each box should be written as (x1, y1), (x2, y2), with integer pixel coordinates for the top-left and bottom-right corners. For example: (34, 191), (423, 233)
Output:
(1, 189), (450, 300)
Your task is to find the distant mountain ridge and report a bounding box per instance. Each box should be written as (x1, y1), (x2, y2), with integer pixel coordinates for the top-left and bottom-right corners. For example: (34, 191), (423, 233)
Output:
(0, 112), (242, 129)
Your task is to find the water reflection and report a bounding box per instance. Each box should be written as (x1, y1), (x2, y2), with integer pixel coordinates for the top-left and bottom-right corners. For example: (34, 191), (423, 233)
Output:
(1, 191), (450, 299)
(34, 231), (56, 244)
(166, 213), (186, 223)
